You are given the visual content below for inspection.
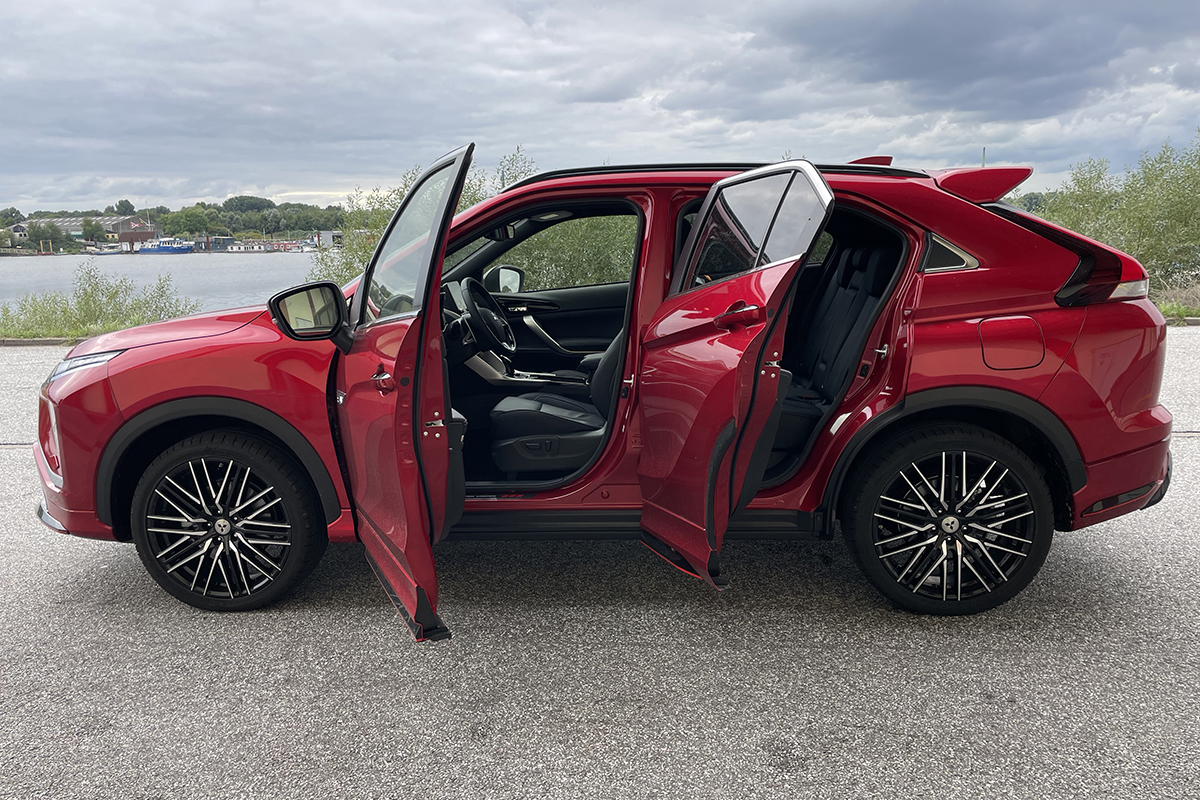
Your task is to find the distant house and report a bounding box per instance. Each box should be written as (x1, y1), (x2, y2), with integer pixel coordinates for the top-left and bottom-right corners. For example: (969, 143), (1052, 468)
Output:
(8, 223), (28, 239)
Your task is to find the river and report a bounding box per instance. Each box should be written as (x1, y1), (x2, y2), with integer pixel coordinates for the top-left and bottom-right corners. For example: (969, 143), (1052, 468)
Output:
(0, 252), (320, 312)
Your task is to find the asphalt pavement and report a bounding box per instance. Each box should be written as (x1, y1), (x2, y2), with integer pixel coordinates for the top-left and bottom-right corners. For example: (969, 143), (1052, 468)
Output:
(1, 332), (1198, 799)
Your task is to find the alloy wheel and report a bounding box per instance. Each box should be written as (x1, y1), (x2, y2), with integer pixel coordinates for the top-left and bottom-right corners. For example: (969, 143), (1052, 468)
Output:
(871, 449), (1037, 603)
(144, 456), (293, 600)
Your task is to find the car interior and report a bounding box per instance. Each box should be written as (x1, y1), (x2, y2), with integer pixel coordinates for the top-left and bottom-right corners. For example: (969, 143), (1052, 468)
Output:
(439, 200), (641, 484)
(436, 196), (906, 494)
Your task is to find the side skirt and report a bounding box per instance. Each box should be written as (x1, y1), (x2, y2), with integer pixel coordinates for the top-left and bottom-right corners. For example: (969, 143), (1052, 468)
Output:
(448, 509), (823, 540)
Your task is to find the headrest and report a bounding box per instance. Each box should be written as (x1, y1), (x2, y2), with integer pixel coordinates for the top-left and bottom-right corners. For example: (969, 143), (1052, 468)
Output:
(838, 248), (865, 288)
(866, 247), (900, 295)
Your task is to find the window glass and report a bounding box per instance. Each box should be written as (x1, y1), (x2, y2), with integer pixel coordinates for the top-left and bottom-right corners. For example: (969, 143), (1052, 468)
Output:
(482, 214), (638, 292)
(759, 177), (827, 265)
(685, 173), (790, 287)
(364, 164), (452, 324)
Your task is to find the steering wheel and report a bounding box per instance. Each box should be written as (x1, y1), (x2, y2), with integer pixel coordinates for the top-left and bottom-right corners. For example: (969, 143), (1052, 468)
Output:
(461, 277), (517, 356)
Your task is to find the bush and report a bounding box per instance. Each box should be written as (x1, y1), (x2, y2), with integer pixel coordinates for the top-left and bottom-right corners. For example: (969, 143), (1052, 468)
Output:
(0, 260), (201, 339)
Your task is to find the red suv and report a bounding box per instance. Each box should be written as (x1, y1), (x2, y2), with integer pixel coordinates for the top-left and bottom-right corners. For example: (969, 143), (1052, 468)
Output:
(35, 145), (1172, 639)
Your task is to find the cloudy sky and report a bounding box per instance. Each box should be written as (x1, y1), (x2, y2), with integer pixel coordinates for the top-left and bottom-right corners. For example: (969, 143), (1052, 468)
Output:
(3, 0), (1200, 210)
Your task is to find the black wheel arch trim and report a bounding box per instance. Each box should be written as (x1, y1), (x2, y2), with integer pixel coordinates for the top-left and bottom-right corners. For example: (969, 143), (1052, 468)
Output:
(96, 396), (343, 527)
(822, 386), (1086, 532)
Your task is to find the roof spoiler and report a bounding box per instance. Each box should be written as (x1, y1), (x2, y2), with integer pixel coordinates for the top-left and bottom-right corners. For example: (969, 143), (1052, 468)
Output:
(848, 155), (893, 166)
(929, 166), (1033, 204)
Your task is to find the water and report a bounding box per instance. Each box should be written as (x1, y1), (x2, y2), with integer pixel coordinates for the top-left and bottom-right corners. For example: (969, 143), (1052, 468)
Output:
(0, 252), (320, 311)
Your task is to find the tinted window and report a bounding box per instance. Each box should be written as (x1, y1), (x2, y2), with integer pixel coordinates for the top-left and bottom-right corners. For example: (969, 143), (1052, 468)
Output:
(760, 177), (827, 266)
(685, 173), (789, 287)
(364, 164), (452, 324)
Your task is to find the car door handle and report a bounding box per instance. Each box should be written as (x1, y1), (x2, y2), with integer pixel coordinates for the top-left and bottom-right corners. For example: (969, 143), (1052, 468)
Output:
(371, 367), (395, 394)
(715, 303), (762, 330)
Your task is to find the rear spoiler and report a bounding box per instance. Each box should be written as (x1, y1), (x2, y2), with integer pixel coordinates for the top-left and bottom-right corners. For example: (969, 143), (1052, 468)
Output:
(928, 167), (1033, 204)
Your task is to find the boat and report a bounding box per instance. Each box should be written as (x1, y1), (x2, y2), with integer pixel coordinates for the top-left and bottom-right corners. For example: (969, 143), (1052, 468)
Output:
(138, 237), (195, 254)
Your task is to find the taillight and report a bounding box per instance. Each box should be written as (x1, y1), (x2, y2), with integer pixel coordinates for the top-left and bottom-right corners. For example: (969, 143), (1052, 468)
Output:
(1056, 248), (1149, 306)
(987, 204), (1150, 306)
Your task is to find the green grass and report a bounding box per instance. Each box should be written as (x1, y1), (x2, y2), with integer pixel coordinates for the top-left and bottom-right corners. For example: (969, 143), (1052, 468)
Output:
(0, 261), (200, 340)
(1154, 280), (1200, 320)
(1156, 301), (1200, 320)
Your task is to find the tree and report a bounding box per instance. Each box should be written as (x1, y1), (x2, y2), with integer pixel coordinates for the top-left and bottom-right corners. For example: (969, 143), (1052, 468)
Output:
(115, 199), (135, 215)
(263, 208), (283, 234)
(80, 218), (108, 242)
(0, 207), (23, 225)
(161, 207), (210, 236)
(1042, 132), (1200, 294)
(222, 195), (276, 214)
(309, 146), (540, 285)
(22, 221), (77, 252)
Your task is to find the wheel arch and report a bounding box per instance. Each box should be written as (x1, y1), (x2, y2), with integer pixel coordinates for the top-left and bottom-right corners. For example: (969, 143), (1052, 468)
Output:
(823, 387), (1085, 533)
(98, 397), (342, 541)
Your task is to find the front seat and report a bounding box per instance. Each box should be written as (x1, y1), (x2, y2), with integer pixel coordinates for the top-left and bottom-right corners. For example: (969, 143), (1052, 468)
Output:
(489, 334), (623, 475)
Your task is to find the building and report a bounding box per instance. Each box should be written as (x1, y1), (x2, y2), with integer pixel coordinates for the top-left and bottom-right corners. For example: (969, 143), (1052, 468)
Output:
(6, 215), (162, 241)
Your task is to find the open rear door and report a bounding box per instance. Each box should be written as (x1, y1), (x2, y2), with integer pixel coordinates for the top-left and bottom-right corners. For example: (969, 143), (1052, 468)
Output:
(336, 145), (473, 640)
(637, 161), (833, 587)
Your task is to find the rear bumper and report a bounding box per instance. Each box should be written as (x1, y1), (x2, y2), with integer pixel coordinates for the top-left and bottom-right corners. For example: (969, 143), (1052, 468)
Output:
(1068, 438), (1171, 530)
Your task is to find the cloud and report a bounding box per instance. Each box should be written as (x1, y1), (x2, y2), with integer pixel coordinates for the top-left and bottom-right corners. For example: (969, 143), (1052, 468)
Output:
(1, 0), (1199, 208)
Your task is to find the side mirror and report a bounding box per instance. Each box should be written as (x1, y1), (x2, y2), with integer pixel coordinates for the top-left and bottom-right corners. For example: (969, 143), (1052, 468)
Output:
(482, 265), (525, 294)
(268, 281), (353, 353)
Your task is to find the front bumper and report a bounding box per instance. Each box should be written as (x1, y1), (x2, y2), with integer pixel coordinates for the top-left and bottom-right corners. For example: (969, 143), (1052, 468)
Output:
(36, 500), (69, 534)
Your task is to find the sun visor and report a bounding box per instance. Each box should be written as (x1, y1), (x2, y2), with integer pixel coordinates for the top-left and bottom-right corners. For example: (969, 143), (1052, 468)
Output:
(930, 167), (1034, 204)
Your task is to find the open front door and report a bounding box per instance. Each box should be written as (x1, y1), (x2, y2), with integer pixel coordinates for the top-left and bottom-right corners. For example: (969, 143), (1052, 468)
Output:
(637, 162), (833, 587)
(336, 144), (473, 640)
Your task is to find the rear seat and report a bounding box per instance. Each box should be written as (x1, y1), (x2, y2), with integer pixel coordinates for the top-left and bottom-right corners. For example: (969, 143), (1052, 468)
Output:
(774, 244), (899, 450)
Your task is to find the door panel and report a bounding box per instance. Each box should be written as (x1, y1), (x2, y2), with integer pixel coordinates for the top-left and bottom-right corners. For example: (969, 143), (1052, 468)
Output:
(637, 162), (833, 587)
(497, 282), (629, 371)
(336, 144), (473, 641)
(338, 320), (445, 636)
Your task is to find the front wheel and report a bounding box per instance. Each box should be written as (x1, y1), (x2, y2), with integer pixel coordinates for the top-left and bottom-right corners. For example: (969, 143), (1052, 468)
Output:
(843, 424), (1054, 615)
(131, 431), (327, 611)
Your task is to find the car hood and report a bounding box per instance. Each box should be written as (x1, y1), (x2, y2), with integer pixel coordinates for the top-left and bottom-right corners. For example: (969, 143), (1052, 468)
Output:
(68, 306), (267, 357)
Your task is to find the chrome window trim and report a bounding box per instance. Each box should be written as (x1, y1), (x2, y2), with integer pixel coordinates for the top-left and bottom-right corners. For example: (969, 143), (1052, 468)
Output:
(923, 234), (981, 273)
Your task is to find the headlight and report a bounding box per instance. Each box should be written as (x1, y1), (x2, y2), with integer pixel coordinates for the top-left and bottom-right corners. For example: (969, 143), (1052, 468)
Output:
(47, 350), (125, 383)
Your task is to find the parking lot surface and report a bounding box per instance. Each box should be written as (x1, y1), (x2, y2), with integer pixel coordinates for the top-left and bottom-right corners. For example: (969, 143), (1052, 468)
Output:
(2, 332), (1198, 799)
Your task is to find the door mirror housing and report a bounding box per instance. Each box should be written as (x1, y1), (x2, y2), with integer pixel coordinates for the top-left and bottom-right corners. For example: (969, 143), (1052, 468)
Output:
(268, 281), (353, 353)
(483, 265), (525, 294)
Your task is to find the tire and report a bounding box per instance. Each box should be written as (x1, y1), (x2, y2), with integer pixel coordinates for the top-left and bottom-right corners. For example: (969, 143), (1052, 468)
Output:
(842, 423), (1054, 615)
(131, 431), (328, 611)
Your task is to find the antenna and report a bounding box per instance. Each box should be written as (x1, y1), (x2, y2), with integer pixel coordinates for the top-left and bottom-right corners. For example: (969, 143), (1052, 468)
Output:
(982, 147), (987, 167)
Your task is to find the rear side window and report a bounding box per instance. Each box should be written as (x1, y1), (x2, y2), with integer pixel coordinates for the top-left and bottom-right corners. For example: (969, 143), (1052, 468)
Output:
(686, 173), (790, 287)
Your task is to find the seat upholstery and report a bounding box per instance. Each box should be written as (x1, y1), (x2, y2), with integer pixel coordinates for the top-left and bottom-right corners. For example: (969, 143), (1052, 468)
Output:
(489, 333), (624, 472)
(491, 393), (605, 439)
(774, 243), (900, 450)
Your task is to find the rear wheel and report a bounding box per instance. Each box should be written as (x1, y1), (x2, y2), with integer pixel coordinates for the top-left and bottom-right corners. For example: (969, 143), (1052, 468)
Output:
(843, 424), (1054, 615)
(131, 431), (327, 611)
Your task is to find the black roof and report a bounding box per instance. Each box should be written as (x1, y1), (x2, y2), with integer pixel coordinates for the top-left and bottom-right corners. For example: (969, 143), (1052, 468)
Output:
(502, 162), (928, 192)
